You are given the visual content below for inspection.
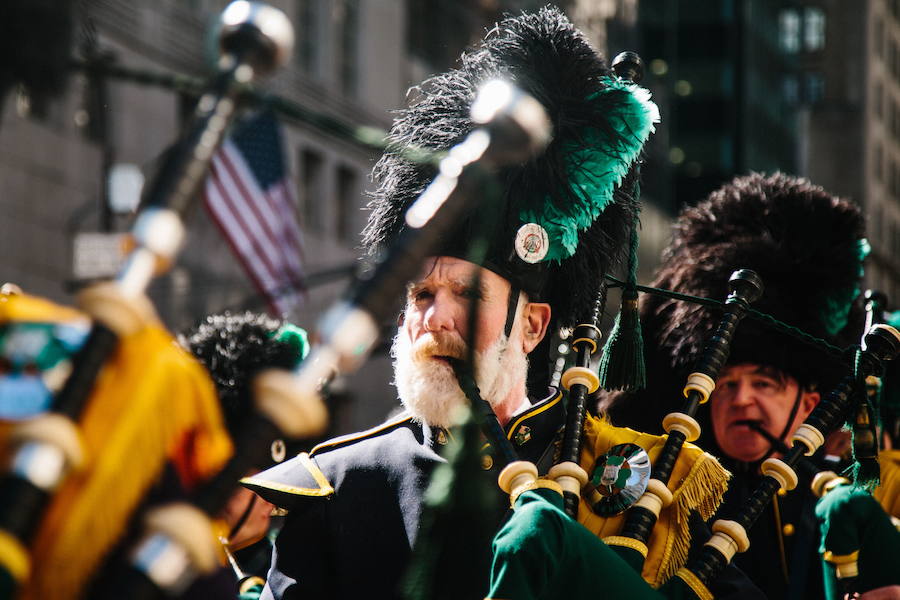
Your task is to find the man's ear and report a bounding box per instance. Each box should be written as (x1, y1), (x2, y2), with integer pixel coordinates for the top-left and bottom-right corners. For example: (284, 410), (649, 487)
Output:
(799, 390), (820, 419)
(521, 302), (551, 353)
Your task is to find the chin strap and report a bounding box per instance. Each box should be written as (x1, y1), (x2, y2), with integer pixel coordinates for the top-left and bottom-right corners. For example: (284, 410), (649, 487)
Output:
(759, 386), (804, 463)
(503, 286), (521, 339)
(227, 492), (258, 541)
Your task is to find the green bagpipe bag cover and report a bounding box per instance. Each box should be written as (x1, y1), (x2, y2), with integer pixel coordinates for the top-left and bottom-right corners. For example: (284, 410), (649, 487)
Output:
(486, 487), (667, 600)
(816, 483), (900, 600)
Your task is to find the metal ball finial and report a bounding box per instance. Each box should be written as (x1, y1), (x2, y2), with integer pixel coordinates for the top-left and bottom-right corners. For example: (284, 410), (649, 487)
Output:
(863, 324), (900, 363)
(217, 2), (294, 77)
(728, 269), (764, 305)
(612, 51), (644, 84)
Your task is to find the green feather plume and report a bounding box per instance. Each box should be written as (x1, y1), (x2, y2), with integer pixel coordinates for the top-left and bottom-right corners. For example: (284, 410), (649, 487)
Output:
(519, 78), (658, 263)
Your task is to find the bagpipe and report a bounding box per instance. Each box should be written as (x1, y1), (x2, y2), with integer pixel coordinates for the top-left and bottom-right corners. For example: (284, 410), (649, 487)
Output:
(0, 4), (327, 598)
(487, 269), (900, 599)
(478, 50), (900, 593)
(804, 291), (900, 600)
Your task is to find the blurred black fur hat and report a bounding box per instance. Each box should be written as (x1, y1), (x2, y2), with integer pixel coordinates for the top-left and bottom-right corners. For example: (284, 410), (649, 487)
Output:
(606, 172), (867, 432)
(180, 311), (309, 465)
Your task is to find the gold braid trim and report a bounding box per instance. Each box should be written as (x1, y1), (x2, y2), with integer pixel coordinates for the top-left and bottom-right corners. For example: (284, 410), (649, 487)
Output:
(654, 451), (730, 588)
(675, 568), (713, 600)
(603, 535), (648, 558)
(510, 478), (563, 506)
(823, 550), (859, 564)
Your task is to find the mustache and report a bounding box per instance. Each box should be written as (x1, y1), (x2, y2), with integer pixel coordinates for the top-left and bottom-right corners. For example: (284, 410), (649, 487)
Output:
(411, 333), (469, 363)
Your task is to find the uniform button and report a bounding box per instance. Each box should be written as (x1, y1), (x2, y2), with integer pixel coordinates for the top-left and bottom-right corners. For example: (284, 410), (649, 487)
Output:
(777, 488), (787, 497)
(782, 523), (795, 536)
(482, 455), (494, 470)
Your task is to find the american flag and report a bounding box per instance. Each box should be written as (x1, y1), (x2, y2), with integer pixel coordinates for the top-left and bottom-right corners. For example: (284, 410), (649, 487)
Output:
(203, 109), (306, 315)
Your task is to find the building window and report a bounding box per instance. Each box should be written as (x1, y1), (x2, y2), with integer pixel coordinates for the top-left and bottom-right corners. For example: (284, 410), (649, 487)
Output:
(875, 81), (884, 120)
(875, 18), (885, 61)
(895, 38), (900, 80)
(871, 203), (883, 244)
(783, 75), (799, 105)
(894, 99), (900, 140)
(337, 0), (360, 96)
(296, 0), (322, 77)
(875, 142), (883, 183)
(892, 100), (898, 139)
(803, 8), (826, 51)
(804, 72), (825, 104)
(779, 9), (801, 53)
(889, 37), (897, 78)
(299, 148), (324, 229)
(335, 165), (358, 242)
(888, 160), (897, 196)
(894, 219), (900, 257)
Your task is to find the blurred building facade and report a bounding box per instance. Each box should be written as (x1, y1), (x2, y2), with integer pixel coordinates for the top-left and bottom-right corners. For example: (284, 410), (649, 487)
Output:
(636, 0), (900, 305)
(1, 0), (411, 435)
(0, 0), (640, 436)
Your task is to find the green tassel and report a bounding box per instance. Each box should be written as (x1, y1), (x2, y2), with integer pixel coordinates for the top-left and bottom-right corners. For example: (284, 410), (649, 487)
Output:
(599, 215), (645, 391)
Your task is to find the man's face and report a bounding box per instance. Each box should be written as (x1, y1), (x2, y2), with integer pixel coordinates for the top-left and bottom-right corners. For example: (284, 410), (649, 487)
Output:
(391, 256), (547, 428)
(710, 363), (819, 463)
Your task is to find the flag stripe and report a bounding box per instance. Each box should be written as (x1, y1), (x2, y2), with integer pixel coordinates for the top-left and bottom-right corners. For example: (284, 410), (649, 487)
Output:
(202, 111), (306, 315)
(208, 162), (284, 294)
(211, 152), (286, 277)
(216, 143), (306, 292)
(205, 180), (283, 315)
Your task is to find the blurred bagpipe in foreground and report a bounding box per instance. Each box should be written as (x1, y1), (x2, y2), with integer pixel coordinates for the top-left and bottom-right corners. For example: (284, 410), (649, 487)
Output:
(0, 3), (327, 599)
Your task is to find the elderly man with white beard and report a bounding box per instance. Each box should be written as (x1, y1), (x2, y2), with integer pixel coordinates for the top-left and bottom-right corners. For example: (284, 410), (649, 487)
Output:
(392, 256), (549, 430)
(240, 8), (742, 600)
(241, 252), (561, 600)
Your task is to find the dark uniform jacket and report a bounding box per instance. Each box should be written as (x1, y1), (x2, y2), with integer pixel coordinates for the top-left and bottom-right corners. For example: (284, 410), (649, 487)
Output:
(716, 457), (824, 600)
(242, 390), (565, 600)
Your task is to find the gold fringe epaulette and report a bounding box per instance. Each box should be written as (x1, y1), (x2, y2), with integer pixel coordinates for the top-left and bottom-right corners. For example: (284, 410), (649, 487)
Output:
(874, 449), (900, 519)
(663, 449), (728, 587)
(577, 416), (730, 588)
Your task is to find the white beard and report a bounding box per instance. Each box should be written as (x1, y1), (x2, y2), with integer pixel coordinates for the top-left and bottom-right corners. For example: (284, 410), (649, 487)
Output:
(391, 330), (528, 428)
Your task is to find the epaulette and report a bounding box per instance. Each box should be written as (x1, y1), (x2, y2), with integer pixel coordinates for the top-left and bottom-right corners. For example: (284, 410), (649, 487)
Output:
(240, 413), (414, 509)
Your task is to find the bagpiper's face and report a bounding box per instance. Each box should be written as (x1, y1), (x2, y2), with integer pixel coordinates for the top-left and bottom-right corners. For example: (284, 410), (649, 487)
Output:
(401, 256), (512, 356)
(710, 363), (819, 463)
(390, 256), (550, 428)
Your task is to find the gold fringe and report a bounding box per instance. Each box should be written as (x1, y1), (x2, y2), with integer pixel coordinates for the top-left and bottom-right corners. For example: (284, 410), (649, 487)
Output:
(21, 325), (232, 600)
(652, 451), (730, 588)
(576, 417), (731, 589)
(874, 449), (900, 519)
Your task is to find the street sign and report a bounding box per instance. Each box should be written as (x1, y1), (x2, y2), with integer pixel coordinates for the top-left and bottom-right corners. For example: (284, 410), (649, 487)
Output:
(73, 232), (127, 279)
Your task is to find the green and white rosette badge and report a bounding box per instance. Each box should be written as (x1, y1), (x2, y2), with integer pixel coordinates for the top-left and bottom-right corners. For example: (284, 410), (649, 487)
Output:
(515, 223), (550, 264)
(586, 442), (651, 517)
